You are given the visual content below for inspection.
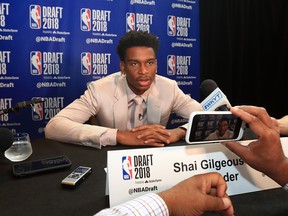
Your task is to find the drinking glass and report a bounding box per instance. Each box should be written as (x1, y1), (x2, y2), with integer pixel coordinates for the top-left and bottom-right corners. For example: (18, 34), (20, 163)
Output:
(4, 133), (33, 162)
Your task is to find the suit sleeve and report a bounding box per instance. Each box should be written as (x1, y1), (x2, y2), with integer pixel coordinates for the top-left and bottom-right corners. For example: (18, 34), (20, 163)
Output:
(44, 83), (110, 149)
(171, 80), (203, 129)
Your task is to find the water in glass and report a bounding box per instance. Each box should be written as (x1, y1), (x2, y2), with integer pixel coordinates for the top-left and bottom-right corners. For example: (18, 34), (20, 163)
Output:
(4, 133), (33, 162)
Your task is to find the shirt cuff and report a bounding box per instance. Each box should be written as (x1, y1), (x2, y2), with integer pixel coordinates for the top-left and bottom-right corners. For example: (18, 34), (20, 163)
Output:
(100, 128), (118, 146)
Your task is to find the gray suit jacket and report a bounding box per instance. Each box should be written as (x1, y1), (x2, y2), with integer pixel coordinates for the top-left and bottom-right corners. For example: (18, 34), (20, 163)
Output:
(45, 72), (203, 148)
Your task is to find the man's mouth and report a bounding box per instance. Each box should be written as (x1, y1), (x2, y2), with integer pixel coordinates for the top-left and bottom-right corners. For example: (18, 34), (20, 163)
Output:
(137, 79), (150, 86)
(137, 76), (151, 86)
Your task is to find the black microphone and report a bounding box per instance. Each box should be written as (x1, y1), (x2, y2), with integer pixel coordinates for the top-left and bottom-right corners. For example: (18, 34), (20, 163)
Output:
(201, 80), (256, 139)
(1, 98), (45, 115)
(200, 79), (231, 111)
(15, 98), (45, 109)
(0, 128), (13, 153)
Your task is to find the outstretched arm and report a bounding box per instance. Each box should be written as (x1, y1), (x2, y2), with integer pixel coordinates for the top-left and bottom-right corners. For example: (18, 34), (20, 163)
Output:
(223, 106), (288, 186)
(95, 172), (234, 216)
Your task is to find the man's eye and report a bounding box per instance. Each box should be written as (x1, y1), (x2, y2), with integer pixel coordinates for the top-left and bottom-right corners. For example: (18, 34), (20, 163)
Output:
(148, 60), (156, 65)
(130, 62), (138, 66)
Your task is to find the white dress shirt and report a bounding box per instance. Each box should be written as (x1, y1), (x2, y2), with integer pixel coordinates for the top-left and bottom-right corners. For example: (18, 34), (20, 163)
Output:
(95, 193), (169, 216)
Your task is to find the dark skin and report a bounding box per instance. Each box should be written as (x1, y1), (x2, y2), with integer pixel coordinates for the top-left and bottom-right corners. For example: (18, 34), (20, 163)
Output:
(116, 46), (186, 147)
(159, 172), (234, 216)
(218, 120), (229, 137)
(223, 106), (288, 186)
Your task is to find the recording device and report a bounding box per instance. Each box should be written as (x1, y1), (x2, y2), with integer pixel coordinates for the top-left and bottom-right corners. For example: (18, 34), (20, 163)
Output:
(200, 79), (231, 111)
(61, 166), (92, 188)
(12, 155), (72, 177)
(0, 128), (13, 153)
(0, 98), (45, 115)
(185, 111), (245, 144)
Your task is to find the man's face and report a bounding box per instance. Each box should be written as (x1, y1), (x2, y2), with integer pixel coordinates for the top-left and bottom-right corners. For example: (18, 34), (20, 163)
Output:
(120, 46), (157, 95)
(218, 120), (229, 136)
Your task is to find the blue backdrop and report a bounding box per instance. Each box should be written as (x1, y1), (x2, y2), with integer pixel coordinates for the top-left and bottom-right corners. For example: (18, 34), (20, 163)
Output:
(0, 0), (200, 139)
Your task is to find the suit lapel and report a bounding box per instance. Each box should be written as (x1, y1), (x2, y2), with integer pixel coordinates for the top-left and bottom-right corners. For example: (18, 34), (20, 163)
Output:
(147, 82), (162, 124)
(114, 76), (129, 130)
(147, 96), (162, 124)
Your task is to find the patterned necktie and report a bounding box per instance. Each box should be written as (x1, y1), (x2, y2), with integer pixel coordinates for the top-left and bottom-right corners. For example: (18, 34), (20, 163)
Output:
(133, 96), (144, 127)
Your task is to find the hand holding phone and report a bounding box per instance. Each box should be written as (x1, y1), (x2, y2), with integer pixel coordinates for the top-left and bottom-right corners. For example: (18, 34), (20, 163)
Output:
(185, 111), (245, 144)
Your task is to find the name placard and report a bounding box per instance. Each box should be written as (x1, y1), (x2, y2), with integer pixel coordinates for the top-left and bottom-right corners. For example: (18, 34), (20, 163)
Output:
(107, 137), (288, 207)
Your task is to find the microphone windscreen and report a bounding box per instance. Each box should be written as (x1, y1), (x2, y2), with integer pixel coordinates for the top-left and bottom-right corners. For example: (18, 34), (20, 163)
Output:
(0, 128), (13, 152)
(200, 79), (218, 98)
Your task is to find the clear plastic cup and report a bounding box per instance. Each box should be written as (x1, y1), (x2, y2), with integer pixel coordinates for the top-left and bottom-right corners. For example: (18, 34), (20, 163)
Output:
(4, 133), (33, 162)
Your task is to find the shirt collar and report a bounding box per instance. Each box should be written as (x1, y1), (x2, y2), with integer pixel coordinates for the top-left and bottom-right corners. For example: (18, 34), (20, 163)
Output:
(126, 84), (149, 103)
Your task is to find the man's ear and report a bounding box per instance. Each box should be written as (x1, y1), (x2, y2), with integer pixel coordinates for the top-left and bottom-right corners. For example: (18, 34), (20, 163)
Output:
(120, 61), (125, 75)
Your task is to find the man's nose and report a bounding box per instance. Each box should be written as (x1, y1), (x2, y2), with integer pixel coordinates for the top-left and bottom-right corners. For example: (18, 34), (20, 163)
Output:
(138, 63), (148, 74)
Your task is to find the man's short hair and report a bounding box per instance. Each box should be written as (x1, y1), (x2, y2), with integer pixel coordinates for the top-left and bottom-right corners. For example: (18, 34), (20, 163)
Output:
(116, 30), (160, 61)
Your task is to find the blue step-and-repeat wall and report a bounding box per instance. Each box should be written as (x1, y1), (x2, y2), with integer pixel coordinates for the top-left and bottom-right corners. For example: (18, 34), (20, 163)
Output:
(0, 0), (200, 139)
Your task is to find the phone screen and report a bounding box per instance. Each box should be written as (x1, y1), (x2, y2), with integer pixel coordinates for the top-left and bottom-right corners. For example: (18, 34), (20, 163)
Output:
(186, 111), (244, 144)
(73, 166), (91, 174)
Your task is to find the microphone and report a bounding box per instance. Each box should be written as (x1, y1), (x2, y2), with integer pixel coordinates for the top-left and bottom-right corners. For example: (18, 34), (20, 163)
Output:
(0, 128), (13, 153)
(15, 98), (45, 109)
(200, 79), (231, 111)
(1, 98), (45, 115)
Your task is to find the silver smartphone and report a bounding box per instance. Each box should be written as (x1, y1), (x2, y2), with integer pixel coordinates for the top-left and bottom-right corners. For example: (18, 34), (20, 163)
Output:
(185, 111), (245, 144)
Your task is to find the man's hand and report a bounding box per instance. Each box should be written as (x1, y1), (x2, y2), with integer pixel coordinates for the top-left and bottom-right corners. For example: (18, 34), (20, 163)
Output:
(116, 125), (186, 147)
(223, 106), (288, 186)
(116, 127), (166, 147)
(133, 124), (186, 145)
(159, 172), (234, 216)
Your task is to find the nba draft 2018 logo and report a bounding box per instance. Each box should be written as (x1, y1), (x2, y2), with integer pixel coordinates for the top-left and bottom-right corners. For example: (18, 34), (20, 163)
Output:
(32, 97), (44, 121)
(167, 55), (176, 75)
(30, 5), (63, 30)
(126, 13), (135, 32)
(167, 55), (191, 76)
(122, 154), (154, 181)
(80, 8), (91, 31)
(30, 5), (41, 29)
(81, 52), (91, 75)
(126, 12), (153, 32)
(167, 15), (176, 36)
(80, 8), (111, 32)
(30, 51), (42, 75)
(167, 15), (191, 37)
(122, 156), (133, 180)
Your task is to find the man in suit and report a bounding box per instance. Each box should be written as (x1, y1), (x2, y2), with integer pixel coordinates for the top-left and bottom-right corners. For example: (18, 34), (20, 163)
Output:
(205, 117), (234, 140)
(45, 30), (203, 149)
